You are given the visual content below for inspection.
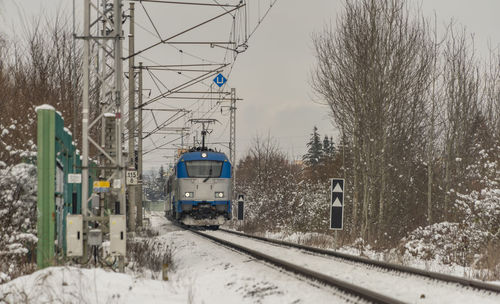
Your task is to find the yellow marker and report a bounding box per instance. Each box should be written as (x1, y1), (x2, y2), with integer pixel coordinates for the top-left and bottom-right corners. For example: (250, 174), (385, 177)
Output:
(93, 181), (110, 188)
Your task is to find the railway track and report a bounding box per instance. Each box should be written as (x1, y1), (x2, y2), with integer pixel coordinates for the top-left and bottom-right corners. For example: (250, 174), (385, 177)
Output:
(190, 228), (405, 304)
(188, 227), (500, 304)
(218, 228), (500, 293)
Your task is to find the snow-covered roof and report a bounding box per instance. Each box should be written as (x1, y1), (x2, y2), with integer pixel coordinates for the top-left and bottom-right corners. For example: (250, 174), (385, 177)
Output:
(35, 104), (55, 112)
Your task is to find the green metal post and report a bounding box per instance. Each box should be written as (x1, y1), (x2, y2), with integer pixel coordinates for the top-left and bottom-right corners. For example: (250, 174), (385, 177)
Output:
(36, 107), (56, 269)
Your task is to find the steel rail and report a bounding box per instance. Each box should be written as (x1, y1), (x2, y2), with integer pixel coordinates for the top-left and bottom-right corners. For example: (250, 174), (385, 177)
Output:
(190, 229), (406, 304)
(219, 228), (500, 294)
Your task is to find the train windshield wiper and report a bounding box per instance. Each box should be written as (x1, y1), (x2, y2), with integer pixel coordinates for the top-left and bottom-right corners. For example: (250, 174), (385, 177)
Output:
(203, 168), (212, 183)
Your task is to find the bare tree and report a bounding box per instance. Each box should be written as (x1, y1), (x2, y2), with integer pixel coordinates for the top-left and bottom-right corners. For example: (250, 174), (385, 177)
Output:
(482, 49), (500, 143)
(0, 13), (84, 164)
(441, 25), (480, 220)
(424, 14), (446, 225)
(236, 133), (304, 231)
(312, 0), (433, 243)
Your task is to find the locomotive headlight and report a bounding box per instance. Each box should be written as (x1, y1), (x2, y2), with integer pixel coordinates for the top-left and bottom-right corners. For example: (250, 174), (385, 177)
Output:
(215, 192), (224, 198)
(184, 192), (194, 198)
(201, 152), (207, 158)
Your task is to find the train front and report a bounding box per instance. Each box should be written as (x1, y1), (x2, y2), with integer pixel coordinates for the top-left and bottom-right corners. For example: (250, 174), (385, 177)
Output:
(175, 151), (232, 227)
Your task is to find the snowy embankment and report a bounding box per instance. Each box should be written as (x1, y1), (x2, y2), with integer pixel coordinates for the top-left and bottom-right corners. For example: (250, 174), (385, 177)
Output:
(1, 213), (355, 304)
(203, 230), (500, 304)
(261, 230), (500, 285)
(0, 267), (182, 303)
(3, 211), (499, 304)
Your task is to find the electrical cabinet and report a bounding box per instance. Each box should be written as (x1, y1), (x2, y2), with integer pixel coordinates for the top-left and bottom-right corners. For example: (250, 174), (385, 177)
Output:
(109, 215), (126, 256)
(66, 214), (83, 256)
(88, 229), (102, 246)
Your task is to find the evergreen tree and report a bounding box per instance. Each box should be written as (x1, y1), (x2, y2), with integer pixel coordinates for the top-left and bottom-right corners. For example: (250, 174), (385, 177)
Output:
(158, 165), (165, 181)
(303, 126), (323, 166)
(157, 165), (166, 198)
(322, 135), (335, 159)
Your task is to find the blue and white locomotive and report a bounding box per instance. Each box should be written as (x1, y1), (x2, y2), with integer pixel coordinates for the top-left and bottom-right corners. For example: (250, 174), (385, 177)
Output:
(165, 148), (232, 228)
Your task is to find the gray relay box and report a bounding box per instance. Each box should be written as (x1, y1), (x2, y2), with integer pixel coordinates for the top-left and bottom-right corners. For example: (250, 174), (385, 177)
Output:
(88, 229), (102, 246)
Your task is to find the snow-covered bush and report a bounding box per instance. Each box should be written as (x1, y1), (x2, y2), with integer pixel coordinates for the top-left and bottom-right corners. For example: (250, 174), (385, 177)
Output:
(401, 142), (500, 273)
(0, 163), (38, 283)
(399, 222), (490, 265)
(401, 187), (499, 269)
(455, 188), (500, 238)
(236, 159), (329, 234)
(234, 133), (346, 237)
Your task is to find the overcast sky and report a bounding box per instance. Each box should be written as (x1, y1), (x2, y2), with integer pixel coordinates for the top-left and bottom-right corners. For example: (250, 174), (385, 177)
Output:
(1, 0), (500, 171)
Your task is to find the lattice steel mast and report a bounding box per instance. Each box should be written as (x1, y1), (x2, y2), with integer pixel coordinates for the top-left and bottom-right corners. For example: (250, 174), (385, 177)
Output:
(81, 0), (125, 247)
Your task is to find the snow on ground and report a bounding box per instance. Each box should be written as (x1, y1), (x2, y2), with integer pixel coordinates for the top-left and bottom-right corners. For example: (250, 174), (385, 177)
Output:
(262, 230), (500, 285)
(204, 230), (500, 304)
(0, 212), (361, 304)
(144, 212), (360, 303)
(0, 267), (184, 303)
(2, 210), (498, 303)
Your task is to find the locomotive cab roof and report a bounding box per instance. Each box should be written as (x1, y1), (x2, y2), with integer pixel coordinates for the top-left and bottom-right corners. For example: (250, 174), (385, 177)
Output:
(178, 150), (230, 163)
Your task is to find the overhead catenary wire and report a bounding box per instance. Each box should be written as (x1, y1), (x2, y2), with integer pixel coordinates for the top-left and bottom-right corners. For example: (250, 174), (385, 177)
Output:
(211, 0), (235, 16)
(134, 0), (281, 159)
(139, 1), (163, 40)
(245, 0), (279, 43)
(124, 4), (244, 60)
(142, 86), (224, 154)
(131, 0), (239, 8)
(135, 21), (219, 64)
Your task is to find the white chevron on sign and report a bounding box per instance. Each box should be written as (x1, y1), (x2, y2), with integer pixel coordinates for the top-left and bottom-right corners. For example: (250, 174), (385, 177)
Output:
(332, 183), (343, 193)
(332, 198), (342, 207)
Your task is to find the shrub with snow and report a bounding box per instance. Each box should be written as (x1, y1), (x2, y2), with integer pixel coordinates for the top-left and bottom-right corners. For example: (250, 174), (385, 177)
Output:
(401, 145), (500, 273)
(399, 222), (490, 265)
(455, 188), (500, 240)
(401, 186), (500, 269)
(0, 163), (38, 283)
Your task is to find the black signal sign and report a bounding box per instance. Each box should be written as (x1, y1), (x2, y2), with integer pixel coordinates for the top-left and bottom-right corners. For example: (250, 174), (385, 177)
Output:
(330, 178), (344, 230)
(237, 194), (244, 220)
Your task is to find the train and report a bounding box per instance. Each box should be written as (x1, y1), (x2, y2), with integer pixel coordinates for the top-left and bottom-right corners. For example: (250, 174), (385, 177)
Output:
(164, 147), (232, 229)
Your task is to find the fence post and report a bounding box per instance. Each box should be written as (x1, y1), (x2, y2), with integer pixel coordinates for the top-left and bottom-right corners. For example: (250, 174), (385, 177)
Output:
(36, 106), (56, 269)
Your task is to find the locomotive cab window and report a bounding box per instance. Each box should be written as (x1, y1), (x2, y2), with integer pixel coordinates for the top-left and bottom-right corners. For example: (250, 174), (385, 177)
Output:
(185, 161), (223, 178)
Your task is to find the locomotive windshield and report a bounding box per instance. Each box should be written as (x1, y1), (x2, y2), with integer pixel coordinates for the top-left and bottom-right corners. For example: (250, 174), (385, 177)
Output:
(185, 161), (223, 178)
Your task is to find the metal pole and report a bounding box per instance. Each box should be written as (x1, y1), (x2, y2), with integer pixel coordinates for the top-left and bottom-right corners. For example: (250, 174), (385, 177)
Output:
(137, 62), (143, 227)
(229, 89), (236, 179)
(128, 1), (136, 232)
(99, 0), (109, 219)
(72, 0), (78, 164)
(82, 0), (91, 259)
(114, 0), (126, 218)
(71, 0), (78, 219)
(181, 129), (184, 149)
(113, 0), (126, 273)
(229, 88), (236, 219)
